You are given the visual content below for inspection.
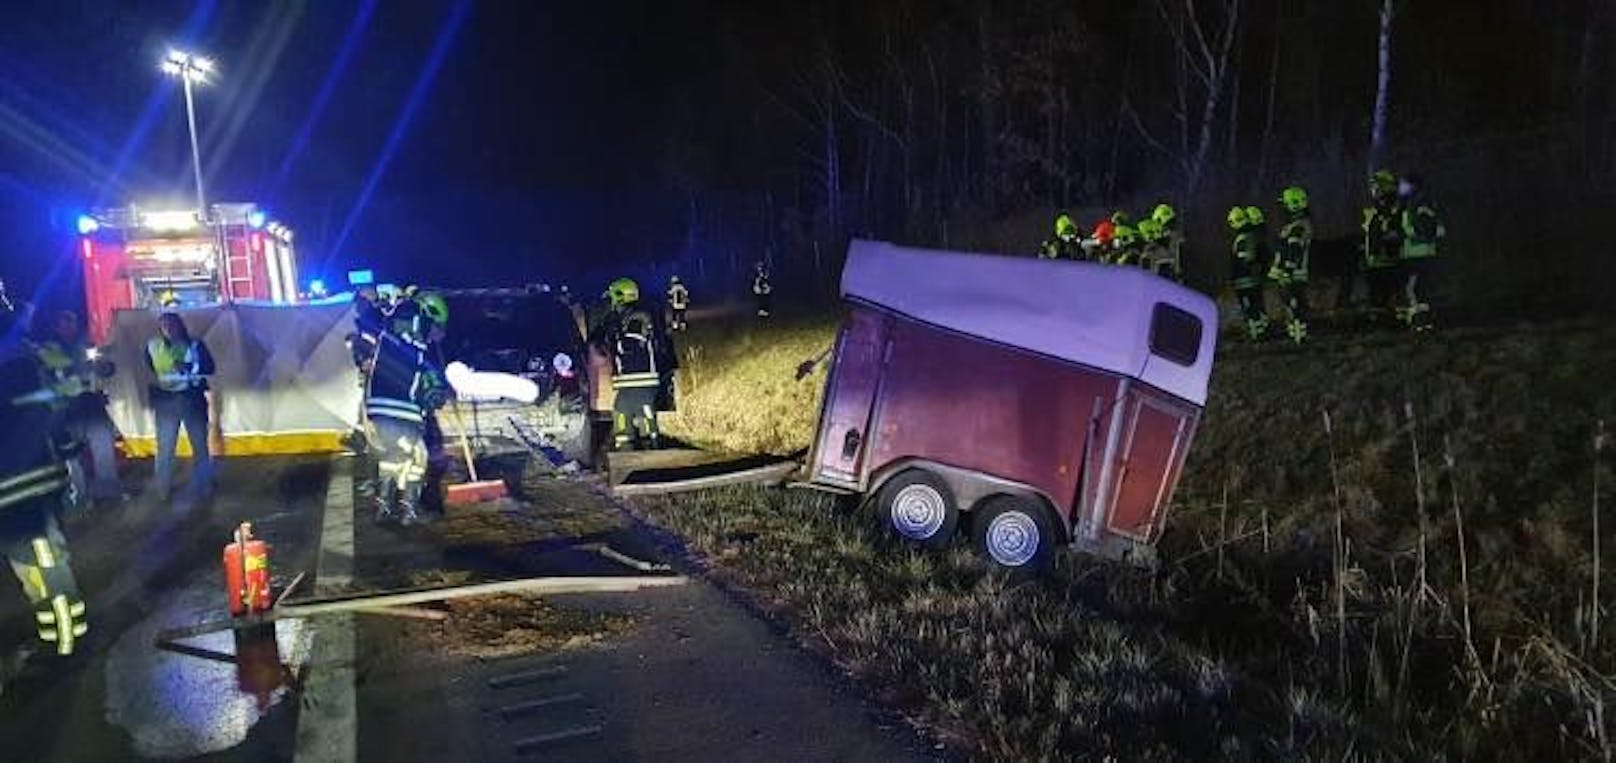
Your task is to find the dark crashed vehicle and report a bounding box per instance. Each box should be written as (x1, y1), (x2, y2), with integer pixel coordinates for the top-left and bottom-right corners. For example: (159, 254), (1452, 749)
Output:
(433, 288), (595, 466)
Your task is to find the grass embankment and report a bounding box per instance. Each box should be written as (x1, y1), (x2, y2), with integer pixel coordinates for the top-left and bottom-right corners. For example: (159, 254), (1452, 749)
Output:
(638, 313), (1616, 760)
(660, 315), (838, 455)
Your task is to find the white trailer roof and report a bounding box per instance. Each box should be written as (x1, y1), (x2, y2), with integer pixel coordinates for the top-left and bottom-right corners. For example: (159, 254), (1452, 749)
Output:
(840, 239), (1219, 406)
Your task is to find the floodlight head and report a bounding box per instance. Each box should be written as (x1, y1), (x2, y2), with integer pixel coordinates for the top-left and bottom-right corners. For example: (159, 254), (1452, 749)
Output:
(161, 60), (183, 76)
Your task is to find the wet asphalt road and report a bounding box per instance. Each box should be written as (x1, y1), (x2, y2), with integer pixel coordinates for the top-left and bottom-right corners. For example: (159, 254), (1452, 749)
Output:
(0, 456), (329, 763)
(0, 455), (937, 762)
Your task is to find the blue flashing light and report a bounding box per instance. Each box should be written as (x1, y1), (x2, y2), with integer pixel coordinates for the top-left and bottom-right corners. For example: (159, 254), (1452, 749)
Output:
(247, 210), (268, 229)
(347, 269), (375, 286)
(309, 279), (327, 296)
(76, 215), (100, 235)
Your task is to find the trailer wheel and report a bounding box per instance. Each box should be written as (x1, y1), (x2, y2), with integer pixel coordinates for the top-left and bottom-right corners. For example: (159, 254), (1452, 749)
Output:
(973, 496), (1056, 572)
(877, 470), (959, 548)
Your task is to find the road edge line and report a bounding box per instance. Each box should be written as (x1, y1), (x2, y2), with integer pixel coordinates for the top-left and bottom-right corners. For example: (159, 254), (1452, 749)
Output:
(294, 455), (357, 763)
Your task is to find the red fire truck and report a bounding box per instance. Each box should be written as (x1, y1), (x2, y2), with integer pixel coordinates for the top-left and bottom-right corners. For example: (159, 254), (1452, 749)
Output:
(77, 203), (300, 343)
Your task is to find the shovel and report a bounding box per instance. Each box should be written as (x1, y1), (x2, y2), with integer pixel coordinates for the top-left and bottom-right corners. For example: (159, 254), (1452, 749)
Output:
(443, 397), (508, 506)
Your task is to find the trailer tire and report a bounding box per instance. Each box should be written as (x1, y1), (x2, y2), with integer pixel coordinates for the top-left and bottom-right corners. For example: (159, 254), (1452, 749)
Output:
(877, 469), (959, 548)
(972, 496), (1056, 573)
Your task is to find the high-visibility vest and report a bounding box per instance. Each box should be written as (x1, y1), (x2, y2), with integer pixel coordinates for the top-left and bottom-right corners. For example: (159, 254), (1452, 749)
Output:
(148, 338), (203, 393)
(668, 285), (690, 310)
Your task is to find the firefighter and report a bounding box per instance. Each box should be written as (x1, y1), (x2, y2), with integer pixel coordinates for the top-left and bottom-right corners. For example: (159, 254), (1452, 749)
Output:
(1040, 213), (1084, 260)
(1110, 210), (1133, 228)
(1229, 206), (1271, 340)
(34, 310), (120, 504)
(1271, 186), (1314, 344)
(1138, 218), (1174, 280)
(363, 294), (449, 526)
(0, 285), (90, 658)
(413, 291), (452, 517)
(666, 276), (691, 331)
(1397, 174), (1444, 332)
(1150, 203), (1185, 281)
(1360, 169), (1404, 324)
(596, 278), (664, 450)
(146, 311), (215, 503)
(752, 262), (773, 318)
(1109, 223), (1142, 267)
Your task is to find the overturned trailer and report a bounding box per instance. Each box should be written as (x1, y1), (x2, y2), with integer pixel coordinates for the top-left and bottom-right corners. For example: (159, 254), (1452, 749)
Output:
(802, 240), (1217, 570)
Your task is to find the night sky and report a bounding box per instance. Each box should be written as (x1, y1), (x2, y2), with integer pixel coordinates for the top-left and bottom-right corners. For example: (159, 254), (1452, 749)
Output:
(0, 1), (1610, 312)
(0, 0), (712, 303)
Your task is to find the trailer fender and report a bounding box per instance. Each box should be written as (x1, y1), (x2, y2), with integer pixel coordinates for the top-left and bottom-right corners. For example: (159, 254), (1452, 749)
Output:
(864, 459), (1069, 544)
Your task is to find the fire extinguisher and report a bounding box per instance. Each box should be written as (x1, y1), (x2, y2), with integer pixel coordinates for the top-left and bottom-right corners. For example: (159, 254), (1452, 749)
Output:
(223, 522), (272, 616)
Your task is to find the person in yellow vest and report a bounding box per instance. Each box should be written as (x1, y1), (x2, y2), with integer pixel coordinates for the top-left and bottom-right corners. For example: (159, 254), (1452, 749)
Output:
(145, 312), (215, 503)
(34, 310), (121, 505)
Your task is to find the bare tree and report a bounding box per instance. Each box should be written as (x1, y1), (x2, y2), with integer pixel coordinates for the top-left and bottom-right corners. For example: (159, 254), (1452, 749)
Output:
(1150, 0), (1243, 193)
(1368, 0), (1396, 172)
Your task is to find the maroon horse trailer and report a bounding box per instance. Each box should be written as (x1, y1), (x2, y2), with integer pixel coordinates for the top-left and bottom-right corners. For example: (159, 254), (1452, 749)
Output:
(803, 240), (1218, 570)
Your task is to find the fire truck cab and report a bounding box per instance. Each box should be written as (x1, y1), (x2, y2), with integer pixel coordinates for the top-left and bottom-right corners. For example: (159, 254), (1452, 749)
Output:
(77, 203), (299, 344)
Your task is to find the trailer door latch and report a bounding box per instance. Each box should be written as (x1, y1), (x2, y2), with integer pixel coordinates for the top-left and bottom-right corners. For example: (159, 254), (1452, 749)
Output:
(841, 428), (862, 459)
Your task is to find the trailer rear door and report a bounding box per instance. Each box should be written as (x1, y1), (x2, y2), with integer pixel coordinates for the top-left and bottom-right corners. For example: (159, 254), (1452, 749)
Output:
(1106, 394), (1195, 540)
(809, 308), (887, 488)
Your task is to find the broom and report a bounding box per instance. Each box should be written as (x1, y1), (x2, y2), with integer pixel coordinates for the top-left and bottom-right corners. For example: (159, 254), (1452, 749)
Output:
(443, 395), (508, 506)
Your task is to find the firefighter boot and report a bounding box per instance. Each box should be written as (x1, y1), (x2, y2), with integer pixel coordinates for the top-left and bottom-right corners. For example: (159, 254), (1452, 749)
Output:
(397, 483), (424, 528)
(1286, 318), (1308, 345)
(372, 478), (399, 525)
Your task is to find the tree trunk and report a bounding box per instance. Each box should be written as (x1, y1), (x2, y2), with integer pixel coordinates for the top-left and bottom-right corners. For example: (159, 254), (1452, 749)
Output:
(1369, 0), (1395, 172)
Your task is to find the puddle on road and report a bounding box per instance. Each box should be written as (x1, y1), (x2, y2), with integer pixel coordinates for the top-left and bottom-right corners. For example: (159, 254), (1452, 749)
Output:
(103, 576), (309, 759)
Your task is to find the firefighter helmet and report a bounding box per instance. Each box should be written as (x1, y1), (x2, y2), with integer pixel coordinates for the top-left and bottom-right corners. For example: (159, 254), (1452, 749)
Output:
(605, 277), (641, 307)
(1370, 169), (1397, 196)
(1054, 213), (1078, 237)
(1112, 224), (1138, 247)
(1092, 219), (1117, 245)
(1109, 210), (1132, 227)
(415, 291), (449, 325)
(1244, 206), (1266, 226)
(670, 275), (682, 285)
(1280, 186), (1309, 213)
(1227, 206), (1249, 229)
(156, 289), (181, 308)
(1151, 203), (1176, 226)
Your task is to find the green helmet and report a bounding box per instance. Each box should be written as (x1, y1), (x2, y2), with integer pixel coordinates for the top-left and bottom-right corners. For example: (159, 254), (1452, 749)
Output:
(1227, 206), (1249, 229)
(1280, 185), (1309, 213)
(1054, 213), (1078, 237)
(1370, 169), (1397, 196)
(415, 291), (449, 325)
(1112, 224), (1138, 247)
(1244, 206), (1266, 226)
(605, 277), (640, 308)
(1137, 218), (1164, 241)
(1151, 203), (1176, 226)
(1110, 210), (1132, 227)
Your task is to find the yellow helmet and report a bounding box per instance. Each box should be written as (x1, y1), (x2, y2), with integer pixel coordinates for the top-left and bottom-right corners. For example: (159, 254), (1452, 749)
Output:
(156, 289), (180, 308)
(1227, 207), (1249, 229)
(604, 277), (640, 307)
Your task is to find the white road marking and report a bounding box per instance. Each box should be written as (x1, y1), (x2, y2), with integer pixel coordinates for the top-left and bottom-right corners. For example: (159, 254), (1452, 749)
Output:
(295, 456), (357, 763)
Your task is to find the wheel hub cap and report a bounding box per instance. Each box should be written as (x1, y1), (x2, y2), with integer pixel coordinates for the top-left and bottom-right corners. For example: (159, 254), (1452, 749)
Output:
(986, 512), (1040, 567)
(891, 484), (946, 539)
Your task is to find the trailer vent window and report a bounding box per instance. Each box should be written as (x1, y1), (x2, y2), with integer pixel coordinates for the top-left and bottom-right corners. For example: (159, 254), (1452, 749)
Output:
(1149, 303), (1201, 366)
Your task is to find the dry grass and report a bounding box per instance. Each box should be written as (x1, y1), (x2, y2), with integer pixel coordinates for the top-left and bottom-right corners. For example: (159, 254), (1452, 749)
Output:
(645, 312), (1616, 760)
(661, 316), (838, 455)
